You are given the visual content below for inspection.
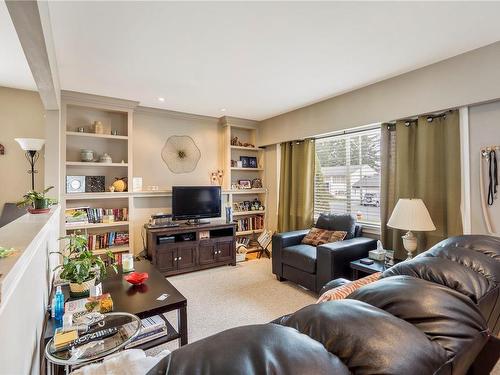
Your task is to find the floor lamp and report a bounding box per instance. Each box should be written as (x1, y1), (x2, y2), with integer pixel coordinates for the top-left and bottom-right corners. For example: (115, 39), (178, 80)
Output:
(15, 138), (45, 190)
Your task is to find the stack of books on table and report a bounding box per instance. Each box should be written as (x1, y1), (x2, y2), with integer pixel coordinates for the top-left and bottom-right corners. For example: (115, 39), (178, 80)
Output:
(125, 315), (169, 348)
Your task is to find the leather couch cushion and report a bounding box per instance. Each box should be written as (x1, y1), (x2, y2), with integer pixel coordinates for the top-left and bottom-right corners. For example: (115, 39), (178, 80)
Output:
(316, 214), (356, 239)
(348, 275), (490, 373)
(149, 324), (350, 375)
(282, 244), (317, 274)
(280, 300), (449, 375)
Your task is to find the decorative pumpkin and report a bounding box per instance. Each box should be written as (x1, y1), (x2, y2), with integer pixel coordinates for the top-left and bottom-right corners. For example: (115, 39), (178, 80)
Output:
(112, 177), (127, 192)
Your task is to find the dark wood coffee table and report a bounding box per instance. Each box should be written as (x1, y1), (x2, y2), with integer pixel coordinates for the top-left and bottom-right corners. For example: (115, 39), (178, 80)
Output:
(43, 260), (188, 355)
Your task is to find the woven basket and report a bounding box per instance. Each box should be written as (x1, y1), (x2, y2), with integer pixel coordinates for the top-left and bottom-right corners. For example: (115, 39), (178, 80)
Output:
(69, 277), (96, 298)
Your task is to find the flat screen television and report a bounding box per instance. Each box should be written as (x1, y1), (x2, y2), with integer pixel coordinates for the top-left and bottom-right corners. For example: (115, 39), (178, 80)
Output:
(172, 186), (221, 222)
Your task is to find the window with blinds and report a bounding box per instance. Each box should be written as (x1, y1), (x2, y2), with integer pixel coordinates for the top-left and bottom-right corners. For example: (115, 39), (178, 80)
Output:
(314, 127), (381, 225)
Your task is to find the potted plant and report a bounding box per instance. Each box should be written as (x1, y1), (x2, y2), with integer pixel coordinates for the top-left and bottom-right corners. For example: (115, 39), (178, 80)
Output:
(16, 186), (58, 213)
(53, 234), (117, 297)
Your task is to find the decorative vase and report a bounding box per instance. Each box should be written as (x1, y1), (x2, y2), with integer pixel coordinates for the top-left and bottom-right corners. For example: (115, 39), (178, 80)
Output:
(93, 121), (104, 134)
(80, 149), (94, 162)
(69, 277), (97, 297)
(99, 153), (113, 163)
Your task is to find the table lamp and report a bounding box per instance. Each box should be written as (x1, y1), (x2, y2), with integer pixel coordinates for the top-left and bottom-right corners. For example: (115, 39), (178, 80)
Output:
(15, 138), (45, 190)
(387, 198), (436, 260)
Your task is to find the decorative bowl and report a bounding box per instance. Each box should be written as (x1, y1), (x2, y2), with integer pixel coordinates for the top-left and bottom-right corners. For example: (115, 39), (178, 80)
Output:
(124, 272), (149, 285)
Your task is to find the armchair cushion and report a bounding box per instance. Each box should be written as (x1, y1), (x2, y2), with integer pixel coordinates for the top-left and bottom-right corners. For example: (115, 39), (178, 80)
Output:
(282, 244), (317, 274)
(301, 228), (347, 246)
(315, 214), (357, 239)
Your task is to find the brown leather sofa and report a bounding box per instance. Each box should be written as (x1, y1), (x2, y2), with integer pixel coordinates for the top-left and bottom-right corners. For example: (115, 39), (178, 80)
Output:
(148, 235), (500, 375)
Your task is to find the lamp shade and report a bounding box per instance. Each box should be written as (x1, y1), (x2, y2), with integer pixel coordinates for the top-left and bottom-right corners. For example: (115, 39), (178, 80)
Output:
(387, 198), (436, 232)
(15, 138), (45, 151)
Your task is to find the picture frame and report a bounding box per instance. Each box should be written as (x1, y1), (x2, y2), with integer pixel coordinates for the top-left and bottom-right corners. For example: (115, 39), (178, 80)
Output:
(240, 156), (250, 168)
(251, 178), (263, 188)
(248, 157), (258, 168)
(238, 179), (252, 189)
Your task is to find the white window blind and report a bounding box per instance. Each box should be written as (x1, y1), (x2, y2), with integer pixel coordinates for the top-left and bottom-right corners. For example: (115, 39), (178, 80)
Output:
(314, 127), (381, 225)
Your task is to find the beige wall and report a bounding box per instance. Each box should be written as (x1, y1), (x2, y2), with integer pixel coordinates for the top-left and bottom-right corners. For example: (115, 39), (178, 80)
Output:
(0, 87), (45, 216)
(468, 100), (500, 235)
(131, 108), (223, 252)
(258, 41), (500, 146)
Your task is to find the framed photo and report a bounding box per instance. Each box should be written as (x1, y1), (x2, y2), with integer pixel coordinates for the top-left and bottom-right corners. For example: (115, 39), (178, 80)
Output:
(240, 156), (250, 168)
(238, 179), (252, 189)
(251, 178), (262, 188)
(248, 157), (258, 168)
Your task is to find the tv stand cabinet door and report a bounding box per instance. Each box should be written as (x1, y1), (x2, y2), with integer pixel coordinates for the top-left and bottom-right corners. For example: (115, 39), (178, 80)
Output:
(199, 241), (217, 265)
(177, 245), (197, 269)
(157, 247), (176, 273)
(217, 239), (235, 263)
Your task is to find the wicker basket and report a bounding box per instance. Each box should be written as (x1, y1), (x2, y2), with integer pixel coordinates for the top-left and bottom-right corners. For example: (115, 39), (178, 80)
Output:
(69, 277), (96, 298)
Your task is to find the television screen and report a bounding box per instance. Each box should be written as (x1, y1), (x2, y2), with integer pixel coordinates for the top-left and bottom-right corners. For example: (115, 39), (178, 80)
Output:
(172, 186), (221, 221)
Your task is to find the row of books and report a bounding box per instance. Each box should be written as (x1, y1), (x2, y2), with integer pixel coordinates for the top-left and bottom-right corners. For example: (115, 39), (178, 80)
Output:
(234, 215), (264, 232)
(123, 315), (170, 349)
(65, 207), (128, 225)
(99, 251), (127, 266)
(84, 231), (129, 250)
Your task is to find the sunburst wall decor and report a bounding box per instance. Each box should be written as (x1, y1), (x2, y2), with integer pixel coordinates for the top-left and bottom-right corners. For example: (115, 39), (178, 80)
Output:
(161, 135), (201, 174)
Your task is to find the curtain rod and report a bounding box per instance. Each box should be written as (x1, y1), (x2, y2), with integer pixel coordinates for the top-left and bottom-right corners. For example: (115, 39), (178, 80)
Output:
(314, 123), (381, 140)
(387, 110), (451, 125)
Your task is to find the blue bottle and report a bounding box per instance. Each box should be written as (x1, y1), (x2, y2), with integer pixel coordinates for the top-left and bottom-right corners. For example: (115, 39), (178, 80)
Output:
(54, 286), (65, 321)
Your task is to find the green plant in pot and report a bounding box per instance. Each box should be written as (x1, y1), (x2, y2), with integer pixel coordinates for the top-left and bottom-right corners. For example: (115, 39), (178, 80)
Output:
(53, 234), (117, 297)
(16, 186), (58, 213)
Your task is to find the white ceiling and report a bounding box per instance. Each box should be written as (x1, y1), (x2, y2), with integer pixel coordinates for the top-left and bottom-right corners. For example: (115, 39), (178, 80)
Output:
(10, 2), (500, 120)
(0, 1), (36, 91)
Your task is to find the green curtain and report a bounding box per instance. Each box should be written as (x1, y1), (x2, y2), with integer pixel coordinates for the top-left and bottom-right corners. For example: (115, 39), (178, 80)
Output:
(277, 139), (315, 232)
(381, 111), (463, 259)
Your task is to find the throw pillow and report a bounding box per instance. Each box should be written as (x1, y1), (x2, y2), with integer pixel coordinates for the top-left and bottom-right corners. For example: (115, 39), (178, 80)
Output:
(316, 272), (382, 303)
(302, 228), (347, 247)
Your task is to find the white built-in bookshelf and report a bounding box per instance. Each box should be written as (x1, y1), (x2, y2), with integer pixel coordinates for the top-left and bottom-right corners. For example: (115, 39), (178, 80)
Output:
(61, 91), (138, 258)
(220, 117), (268, 253)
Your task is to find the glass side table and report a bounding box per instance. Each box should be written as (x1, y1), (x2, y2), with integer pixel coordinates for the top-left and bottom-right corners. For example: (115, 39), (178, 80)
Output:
(45, 312), (141, 374)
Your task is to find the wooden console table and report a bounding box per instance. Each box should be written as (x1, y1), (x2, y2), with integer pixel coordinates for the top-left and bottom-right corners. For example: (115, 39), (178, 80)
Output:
(146, 223), (236, 276)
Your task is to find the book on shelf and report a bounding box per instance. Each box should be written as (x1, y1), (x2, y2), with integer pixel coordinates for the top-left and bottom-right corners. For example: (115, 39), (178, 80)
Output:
(65, 207), (128, 225)
(65, 206), (89, 225)
(235, 215), (264, 232)
(84, 231), (129, 250)
(122, 315), (168, 349)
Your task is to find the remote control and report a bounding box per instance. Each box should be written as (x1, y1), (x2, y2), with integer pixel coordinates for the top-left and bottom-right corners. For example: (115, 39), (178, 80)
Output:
(53, 327), (118, 353)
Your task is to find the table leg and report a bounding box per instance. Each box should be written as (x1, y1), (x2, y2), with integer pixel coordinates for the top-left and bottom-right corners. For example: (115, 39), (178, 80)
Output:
(177, 305), (188, 346)
(352, 269), (359, 280)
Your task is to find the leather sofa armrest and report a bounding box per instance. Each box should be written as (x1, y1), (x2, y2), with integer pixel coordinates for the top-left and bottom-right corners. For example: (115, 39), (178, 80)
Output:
(319, 278), (351, 295)
(316, 237), (378, 292)
(272, 229), (310, 278)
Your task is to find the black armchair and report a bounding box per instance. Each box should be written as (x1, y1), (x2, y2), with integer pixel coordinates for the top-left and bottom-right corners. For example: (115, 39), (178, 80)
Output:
(272, 214), (377, 293)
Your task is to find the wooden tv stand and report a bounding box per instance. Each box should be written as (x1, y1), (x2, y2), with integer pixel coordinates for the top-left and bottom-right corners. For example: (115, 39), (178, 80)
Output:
(145, 222), (236, 276)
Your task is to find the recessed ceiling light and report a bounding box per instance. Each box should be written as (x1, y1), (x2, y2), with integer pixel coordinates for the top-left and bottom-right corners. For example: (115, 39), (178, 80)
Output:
(158, 97), (165, 102)
(220, 108), (226, 112)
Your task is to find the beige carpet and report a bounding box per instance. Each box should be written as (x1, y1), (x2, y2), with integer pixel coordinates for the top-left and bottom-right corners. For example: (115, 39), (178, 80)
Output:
(161, 258), (315, 348)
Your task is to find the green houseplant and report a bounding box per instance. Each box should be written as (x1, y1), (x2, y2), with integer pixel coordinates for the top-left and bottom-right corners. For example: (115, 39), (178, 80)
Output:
(53, 234), (117, 297)
(16, 186), (58, 212)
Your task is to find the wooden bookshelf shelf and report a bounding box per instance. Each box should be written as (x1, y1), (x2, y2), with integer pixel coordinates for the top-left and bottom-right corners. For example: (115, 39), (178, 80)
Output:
(92, 245), (130, 255)
(236, 229), (264, 236)
(66, 131), (128, 140)
(66, 161), (128, 167)
(230, 167), (263, 171)
(227, 189), (267, 195)
(65, 221), (130, 230)
(65, 192), (130, 200)
(230, 145), (264, 151)
(233, 210), (265, 216)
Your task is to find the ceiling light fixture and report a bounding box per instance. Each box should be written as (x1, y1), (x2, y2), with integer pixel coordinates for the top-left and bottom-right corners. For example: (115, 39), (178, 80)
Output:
(220, 108), (226, 112)
(158, 97), (165, 102)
